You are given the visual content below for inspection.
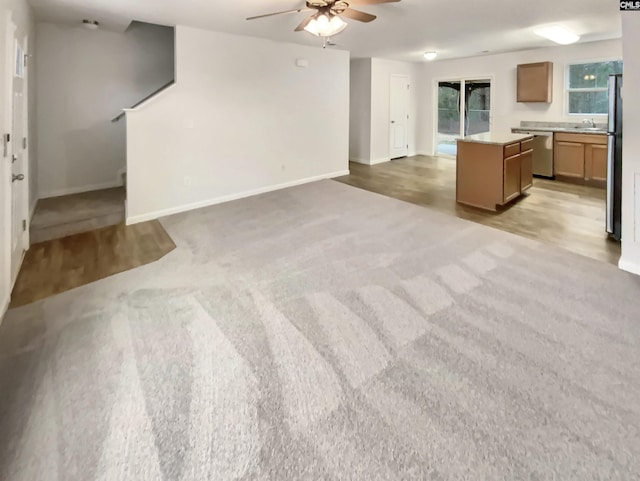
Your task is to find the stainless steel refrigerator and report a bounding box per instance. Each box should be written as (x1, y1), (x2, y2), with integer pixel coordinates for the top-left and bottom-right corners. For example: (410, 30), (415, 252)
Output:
(607, 74), (623, 241)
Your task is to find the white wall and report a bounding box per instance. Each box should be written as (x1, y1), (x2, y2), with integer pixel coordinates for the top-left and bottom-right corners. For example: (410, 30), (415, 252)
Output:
(125, 26), (350, 224)
(35, 21), (174, 198)
(349, 58), (371, 163)
(417, 39), (622, 155)
(349, 57), (421, 165)
(1, 0), (35, 318)
(620, 15), (640, 276)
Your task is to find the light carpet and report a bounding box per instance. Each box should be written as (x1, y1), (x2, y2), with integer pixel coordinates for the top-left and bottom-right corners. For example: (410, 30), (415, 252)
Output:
(1, 179), (639, 481)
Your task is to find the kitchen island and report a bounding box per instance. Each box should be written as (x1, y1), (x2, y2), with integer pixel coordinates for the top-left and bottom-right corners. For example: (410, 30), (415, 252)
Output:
(456, 132), (534, 211)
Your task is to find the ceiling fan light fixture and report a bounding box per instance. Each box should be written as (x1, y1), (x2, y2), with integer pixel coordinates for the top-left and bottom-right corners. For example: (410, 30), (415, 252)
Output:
(304, 13), (348, 37)
(534, 26), (580, 45)
(423, 51), (437, 61)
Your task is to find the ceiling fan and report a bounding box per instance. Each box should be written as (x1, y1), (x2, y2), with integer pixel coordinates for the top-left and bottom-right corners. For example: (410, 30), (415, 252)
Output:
(247, 0), (401, 39)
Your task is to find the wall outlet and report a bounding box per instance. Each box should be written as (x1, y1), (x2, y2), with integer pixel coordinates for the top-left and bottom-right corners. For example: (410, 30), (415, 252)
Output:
(184, 176), (191, 186)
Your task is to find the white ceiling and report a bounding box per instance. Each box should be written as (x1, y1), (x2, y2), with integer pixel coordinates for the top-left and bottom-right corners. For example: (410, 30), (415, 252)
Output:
(28, 0), (623, 62)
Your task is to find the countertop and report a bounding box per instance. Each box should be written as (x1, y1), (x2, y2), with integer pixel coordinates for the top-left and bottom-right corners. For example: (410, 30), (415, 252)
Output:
(459, 132), (533, 145)
(512, 126), (607, 135)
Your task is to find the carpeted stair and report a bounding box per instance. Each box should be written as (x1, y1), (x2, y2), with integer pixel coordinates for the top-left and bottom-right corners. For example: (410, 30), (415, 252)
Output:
(30, 187), (125, 243)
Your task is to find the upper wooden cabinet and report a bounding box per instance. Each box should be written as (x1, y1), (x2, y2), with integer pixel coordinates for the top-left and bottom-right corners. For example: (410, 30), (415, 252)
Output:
(517, 62), (553, 103)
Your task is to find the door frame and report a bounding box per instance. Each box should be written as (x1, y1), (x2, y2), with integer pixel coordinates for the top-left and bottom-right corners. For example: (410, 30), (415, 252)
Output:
(1, 10), (14, 316)
(1, 10), (29, 316)
(18, 33), (29, 248)
(389, 74), (410, 160)
(432, 74), (495, 157)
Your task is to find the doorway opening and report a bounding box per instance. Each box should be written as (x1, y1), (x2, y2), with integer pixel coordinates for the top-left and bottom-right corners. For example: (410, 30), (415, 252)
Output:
(436, 78), (492, 157)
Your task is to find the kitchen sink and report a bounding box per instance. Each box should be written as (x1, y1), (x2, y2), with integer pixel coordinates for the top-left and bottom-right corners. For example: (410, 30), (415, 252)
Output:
(572, 126), (606, 132)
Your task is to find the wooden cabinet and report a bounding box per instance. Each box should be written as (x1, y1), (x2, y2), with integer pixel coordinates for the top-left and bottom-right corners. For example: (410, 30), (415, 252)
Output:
(554, 132), (608, 187)
(586, 144), (608, 182)
(504, 153), (522, 203)
(520, 148), (533, 191)
(457, 136), (534, 211)
(517, 62), (553, 103)
(554, 141), (585, 178)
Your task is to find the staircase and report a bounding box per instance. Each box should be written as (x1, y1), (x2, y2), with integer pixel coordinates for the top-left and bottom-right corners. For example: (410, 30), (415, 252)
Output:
(30, 187), (126, 243)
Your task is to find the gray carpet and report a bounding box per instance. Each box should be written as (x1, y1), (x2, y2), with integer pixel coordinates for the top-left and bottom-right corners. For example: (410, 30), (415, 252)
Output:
(1, 179), (639, 481)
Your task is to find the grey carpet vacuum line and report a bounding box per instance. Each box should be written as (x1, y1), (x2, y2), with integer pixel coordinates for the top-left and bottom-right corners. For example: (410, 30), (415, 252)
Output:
(1, 180), (639, 481)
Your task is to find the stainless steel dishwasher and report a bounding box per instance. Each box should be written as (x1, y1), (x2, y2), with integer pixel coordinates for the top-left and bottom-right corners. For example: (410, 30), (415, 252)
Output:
(511, 130), (554, 178)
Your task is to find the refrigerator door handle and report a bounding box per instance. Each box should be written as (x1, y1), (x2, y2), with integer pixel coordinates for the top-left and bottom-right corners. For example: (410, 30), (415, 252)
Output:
(606, 134), (615, 234)
(608, 76), (616, 133)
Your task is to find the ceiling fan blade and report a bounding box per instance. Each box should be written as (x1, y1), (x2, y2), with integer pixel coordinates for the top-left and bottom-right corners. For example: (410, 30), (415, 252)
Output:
(348, 0), (400, 5)
(294, 15), (315, 31)
(340, 8), (376, 22)
(247, 8), (312, 21)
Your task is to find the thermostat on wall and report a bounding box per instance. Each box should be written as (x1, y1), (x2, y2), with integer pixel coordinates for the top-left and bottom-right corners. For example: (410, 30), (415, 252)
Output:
(295, 59), (309, 68)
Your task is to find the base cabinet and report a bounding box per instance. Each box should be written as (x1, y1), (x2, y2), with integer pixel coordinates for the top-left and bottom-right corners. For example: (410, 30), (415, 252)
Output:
(520, 149), (533, 191)
(553, 132), (608, 187)
(554, 141), (585, 178)
(585, 144), (608, 182)
(457, 136), (534, 211)
(504, 154), (522, 203)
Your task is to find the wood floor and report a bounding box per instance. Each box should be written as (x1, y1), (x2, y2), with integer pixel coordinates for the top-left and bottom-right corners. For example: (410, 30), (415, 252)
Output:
(10, 220), (176, 308)
(335, 155), (621, 265)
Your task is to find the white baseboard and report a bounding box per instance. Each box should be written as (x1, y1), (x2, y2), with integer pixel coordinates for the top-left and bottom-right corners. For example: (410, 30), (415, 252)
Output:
(39, 180), (123, 199)
(349, 158), (368, 165)
(618, 256), (640, 276)
(29, 198), (37, 220)
(349, 157), (390, 166)
(0, 293), (9, 328)
(126, 170), (350, 225)
(369, 157), (390, 165)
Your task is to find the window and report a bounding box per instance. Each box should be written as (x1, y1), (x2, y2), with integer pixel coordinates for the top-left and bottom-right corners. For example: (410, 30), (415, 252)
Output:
(14, 42), (24, 78)
(566, 60), (622, 115)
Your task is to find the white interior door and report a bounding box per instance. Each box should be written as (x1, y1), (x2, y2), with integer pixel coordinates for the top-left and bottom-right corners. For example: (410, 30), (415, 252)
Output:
(9, 30), (27, 285)
(389, 75), (409, 159)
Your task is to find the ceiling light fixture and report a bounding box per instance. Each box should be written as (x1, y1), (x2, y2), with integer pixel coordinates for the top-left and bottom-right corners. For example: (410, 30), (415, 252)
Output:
(82, 19), (100, 30)
(423, 51), (437, 61)
(304, 13), (347, 38)
(534, 26), (580, 45)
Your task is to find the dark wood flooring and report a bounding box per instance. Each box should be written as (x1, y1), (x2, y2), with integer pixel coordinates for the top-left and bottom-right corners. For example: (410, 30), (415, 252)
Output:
(335, 156), (621, 265)
(10, 220), (176, 308)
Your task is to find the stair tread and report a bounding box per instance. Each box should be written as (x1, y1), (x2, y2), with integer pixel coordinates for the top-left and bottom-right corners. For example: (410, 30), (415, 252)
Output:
(30, 212), (125, 244)
(31, 187), (125, 229)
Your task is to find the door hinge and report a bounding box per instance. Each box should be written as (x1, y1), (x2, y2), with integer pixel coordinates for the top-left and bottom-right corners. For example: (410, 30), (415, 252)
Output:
(2, 133), (9, 158)
(22, 137), (27, 149)
(22, 220), (26, 231)
(23, 54), (28, 68)
(407, 84), (410, 90)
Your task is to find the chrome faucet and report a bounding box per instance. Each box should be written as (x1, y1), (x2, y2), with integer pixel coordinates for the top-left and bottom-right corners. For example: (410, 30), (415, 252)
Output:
(582, 118), (596, 128)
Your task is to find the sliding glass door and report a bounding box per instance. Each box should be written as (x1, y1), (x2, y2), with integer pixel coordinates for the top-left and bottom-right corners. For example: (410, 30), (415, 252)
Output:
(436, 78), (492, 157)
(437, 81), (461, 157)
